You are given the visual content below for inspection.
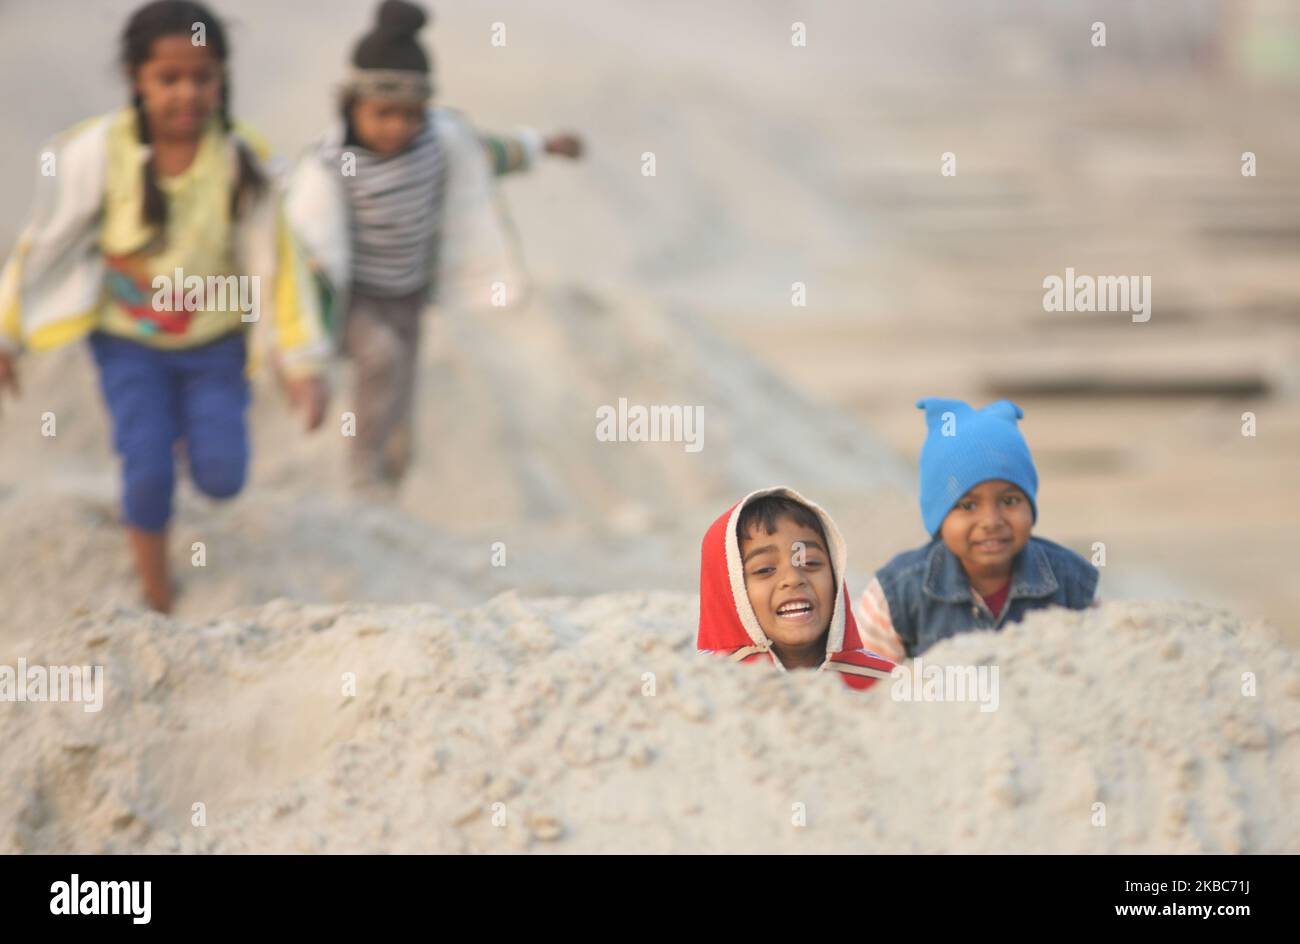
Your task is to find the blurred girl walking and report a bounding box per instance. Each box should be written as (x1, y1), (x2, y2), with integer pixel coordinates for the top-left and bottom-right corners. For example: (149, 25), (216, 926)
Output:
(0, 0), (332, 612)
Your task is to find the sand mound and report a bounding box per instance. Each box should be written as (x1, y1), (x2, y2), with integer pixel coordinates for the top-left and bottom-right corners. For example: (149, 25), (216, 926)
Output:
(5, 595), (1296, 853)
(0, 283), (914, 641)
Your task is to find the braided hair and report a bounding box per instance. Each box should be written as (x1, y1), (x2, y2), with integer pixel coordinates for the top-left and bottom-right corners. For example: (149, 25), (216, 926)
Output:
(120, 0), (265, 235)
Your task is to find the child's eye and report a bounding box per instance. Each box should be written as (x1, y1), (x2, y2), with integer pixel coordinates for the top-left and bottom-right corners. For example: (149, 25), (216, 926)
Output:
(959, 501), (976, 511)
(1002, 495), (1021, 505)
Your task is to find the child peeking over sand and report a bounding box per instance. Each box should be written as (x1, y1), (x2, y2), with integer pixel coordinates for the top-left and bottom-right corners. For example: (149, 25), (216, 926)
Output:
(698, 487), (895, 690)
(860, 399), (1100, 661)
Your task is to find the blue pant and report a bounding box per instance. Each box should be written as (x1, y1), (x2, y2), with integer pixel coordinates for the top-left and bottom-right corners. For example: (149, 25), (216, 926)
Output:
(89, 331), (250, 532)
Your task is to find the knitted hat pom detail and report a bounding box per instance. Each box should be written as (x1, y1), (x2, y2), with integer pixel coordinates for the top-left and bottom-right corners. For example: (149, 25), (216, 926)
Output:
(352, 0), (431, 73)
(375, 0), (427, 39)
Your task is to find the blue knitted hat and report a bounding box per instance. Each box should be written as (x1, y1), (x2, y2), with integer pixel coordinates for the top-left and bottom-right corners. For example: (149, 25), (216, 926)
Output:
(915, 398), (1038, 537)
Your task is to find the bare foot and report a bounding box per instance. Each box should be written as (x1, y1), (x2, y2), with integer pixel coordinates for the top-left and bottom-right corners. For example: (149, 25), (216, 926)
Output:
(126, 526), (173, 614)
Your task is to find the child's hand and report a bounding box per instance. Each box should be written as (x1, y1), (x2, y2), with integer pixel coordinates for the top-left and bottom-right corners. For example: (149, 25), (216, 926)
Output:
(287, 374), (330, 433)
(544, 133), (584, 160)
(0, 352), (19, 414)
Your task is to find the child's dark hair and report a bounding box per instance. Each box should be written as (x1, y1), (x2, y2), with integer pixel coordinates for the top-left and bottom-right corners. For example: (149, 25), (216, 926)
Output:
(339, 91), (361, 148)
(736, 495), (828, 549)
(121, 0), (265, 234)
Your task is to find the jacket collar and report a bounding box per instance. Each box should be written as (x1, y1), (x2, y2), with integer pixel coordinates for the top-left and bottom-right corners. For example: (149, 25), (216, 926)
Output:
(922, 539), (1059, 604)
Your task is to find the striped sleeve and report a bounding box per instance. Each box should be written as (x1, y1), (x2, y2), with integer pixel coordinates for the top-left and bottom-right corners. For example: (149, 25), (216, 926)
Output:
(480, 127), (544, 177)
(858, 578), (907, 663)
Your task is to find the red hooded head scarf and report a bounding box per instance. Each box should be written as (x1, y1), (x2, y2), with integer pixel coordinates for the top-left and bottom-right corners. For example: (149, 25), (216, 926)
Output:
(697, 486), (895, 690)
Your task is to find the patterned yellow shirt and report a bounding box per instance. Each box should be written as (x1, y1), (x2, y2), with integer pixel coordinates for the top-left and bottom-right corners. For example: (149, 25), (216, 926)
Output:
(98, 109), (250, 348)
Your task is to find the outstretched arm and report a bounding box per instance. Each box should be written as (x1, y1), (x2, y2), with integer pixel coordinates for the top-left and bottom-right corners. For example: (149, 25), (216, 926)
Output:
(480, 128), (584, 176)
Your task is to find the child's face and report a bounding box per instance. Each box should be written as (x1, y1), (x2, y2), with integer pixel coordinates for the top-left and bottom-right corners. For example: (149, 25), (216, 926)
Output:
(133, 35), (223, 141)
(740, 515), (835, 655)
(939, 479), (1033, 579)
(351, 97), (426, 156)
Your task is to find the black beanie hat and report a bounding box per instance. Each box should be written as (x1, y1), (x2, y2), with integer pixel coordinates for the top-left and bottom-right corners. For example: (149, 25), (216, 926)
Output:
(352, 0), (431, 73)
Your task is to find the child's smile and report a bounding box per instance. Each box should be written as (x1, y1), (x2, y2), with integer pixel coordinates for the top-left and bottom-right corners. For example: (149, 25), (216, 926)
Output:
(740, 516), (834, 667)
(939, 479), (1033, 583)
(971, 535), (1013, 556)
(774, 597), (816, 623)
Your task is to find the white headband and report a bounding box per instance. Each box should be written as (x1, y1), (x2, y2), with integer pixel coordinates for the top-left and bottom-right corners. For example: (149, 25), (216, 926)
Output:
(344, 67), (433, 102)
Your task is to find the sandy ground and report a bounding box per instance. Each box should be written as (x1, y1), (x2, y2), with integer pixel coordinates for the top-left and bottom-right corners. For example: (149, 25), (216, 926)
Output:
(0, 1), (1297, 852)
(5, 597), (1296, 853)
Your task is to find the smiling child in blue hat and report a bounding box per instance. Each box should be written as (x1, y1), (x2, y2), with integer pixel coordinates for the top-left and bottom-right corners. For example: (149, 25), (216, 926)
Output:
(859, 398), (1100, 660)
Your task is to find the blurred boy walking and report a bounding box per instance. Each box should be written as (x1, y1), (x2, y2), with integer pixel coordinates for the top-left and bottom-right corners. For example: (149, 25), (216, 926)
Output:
(286, 0), (582, 495)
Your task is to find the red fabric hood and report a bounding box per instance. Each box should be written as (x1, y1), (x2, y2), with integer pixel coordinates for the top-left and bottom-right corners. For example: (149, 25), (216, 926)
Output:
(697, 486), (894, 689)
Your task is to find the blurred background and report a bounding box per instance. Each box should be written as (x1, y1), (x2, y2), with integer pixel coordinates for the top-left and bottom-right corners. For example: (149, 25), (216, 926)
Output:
(0, 0), (1296, 642)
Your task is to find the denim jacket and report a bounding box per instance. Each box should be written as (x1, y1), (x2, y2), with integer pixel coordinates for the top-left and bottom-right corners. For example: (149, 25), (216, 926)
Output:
(875, 536), (1099, 657)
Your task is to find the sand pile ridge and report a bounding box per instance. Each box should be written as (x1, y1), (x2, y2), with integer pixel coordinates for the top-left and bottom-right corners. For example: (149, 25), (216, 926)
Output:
(4, 594), (1296, 853)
